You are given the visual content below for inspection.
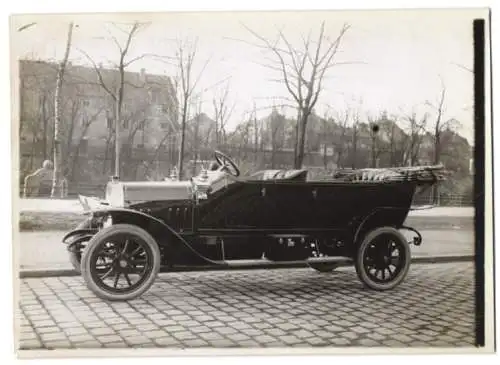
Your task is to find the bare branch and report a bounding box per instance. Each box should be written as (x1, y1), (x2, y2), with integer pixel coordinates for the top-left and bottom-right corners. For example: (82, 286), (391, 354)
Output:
(78, 48), (116, 100)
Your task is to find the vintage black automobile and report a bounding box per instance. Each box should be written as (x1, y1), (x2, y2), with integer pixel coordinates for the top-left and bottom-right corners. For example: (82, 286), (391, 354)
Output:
(63, 150), (445, 301)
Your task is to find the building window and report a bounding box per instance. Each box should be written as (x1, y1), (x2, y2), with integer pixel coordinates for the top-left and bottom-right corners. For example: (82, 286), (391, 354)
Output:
(161, 122), (169, 130)
(107, 116), (113, 129)
(149, 88), (161, 103)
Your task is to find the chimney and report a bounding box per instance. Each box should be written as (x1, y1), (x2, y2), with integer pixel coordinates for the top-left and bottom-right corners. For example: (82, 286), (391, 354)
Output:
(140, 68), (146, 82)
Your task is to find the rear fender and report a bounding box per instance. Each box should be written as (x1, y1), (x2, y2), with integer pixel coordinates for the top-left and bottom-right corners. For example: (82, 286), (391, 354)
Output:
(353, 207), (410, 246)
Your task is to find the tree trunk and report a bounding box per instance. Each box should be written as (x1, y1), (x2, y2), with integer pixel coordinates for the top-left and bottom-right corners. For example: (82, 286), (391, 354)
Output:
(323, 144), (328, 169)
(434, 133), (441, 165)
(51, 22), (74, 198)
(42, 99), (48, 160)
(351, 129), (358, 169)
(29, 134), (36, 172)
(177, 97), (188, 180)
(293, 109), (301, 167)
(295, 110), (309, 169)
(114, 93), (121, 178)
(371, 135), (377, 168)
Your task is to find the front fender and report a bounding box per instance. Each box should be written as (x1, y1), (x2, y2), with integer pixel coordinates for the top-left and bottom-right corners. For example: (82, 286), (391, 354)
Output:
(90, 208), (221, 266)
(65, 233), (96, 252)
(62, 229), (99, 244)
(91, 208), (179, 242)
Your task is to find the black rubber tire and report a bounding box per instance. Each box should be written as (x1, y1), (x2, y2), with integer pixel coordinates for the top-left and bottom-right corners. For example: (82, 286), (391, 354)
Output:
(355, 227), (411, 291)
(81, 224), (161, 301)
(308, 263), (341, 273)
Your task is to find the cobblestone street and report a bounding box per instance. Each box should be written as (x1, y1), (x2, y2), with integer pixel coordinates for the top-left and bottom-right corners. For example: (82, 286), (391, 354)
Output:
(17, 262), (476, 350)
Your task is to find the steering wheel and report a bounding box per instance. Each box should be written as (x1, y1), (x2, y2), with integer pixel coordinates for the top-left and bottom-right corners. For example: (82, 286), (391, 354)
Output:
(214, 150), (240, 177)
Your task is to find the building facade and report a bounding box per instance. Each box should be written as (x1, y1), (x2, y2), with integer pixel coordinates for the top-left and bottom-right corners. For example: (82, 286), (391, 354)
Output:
(19, 59), (178, 186)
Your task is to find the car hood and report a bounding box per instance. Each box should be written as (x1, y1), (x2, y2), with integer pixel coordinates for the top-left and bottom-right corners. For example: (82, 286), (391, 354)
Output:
(106, 180), (193, 207)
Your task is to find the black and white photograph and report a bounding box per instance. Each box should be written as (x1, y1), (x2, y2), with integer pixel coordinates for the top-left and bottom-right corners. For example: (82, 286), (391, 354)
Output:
(9, 6), (494, 357)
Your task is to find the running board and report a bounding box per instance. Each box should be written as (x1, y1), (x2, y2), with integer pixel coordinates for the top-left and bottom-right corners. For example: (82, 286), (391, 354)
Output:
(214, 257), (353, 268)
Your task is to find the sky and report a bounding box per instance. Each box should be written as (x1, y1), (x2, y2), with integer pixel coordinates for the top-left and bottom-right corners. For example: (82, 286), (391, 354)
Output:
(11, 9), (484, 144)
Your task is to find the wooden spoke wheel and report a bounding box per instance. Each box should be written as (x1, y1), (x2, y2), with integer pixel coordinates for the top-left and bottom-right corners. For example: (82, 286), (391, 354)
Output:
(355, 227), (411, 291)
(81, 224), (161, 301)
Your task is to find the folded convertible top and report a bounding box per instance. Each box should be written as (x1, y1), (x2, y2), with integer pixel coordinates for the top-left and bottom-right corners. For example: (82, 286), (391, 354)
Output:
(330, 164), (447, 184)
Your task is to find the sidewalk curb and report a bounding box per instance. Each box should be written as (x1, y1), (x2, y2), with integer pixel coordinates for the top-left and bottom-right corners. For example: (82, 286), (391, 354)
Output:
(19, 255), (475, 279)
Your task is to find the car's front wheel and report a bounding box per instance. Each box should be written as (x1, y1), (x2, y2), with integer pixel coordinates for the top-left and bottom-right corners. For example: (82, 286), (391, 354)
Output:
(80, 224), (161, 301)
(355, 227), (411, 291)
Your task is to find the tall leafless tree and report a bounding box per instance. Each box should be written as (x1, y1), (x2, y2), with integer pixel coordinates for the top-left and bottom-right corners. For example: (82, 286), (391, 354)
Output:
(242, 22), (351, 168)
(69, 106), (105, 180)
(190, 95), (204, 175)
(382, 114), (404, 167)
(425, 80), (462, 204)
(81, 21), (148, 178)
(333, 108), (350, 168)
(268, 108), (287, 168)
(425, 81), (462, 166)
(212, 81), (235, 148)
(400, 110), (428, 167)
(51, 22), (74, 197)
(172, 37), (209, 180)
(367, 113), (382, 168)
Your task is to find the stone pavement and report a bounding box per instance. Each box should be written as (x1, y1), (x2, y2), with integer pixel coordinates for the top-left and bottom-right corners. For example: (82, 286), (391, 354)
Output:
(17, 262), (476, 350)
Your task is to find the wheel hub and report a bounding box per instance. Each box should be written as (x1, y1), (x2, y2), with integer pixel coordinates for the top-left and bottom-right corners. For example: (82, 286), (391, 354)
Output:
(118, 258), (128, 268)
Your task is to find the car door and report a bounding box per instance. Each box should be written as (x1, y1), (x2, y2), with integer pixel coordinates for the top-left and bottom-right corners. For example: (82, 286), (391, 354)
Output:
(263, 181), (316, 229)
(196, 180), (273, 230)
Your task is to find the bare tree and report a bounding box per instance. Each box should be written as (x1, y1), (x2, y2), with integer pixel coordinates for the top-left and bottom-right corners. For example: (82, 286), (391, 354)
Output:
(367, 113), (382, 168)
(425, 81), (462, 166)
(142, 75), (180, 179)
(190, 96), (204, 175)
(172, 37), (209, 180)
(333, 108), (350, 168)
(80, 21), (148, 178)
(242, 22), (351, 168)
(212, 81), (235, 148)
(345, 101), (363, 169)
(381, 114), (404, 167)
(51, 22), (74, 197)
(251, 102), (261, 164)
(400, 110), (428, 167)
(69, 106), (105, 180)
(268, 108), (287, 168)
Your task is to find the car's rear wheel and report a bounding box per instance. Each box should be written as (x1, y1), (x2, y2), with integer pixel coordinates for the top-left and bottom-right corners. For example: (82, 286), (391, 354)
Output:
(355, 227), (411, 291)
(308, 262), (341, 273)
(81, 224), (161, 301)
